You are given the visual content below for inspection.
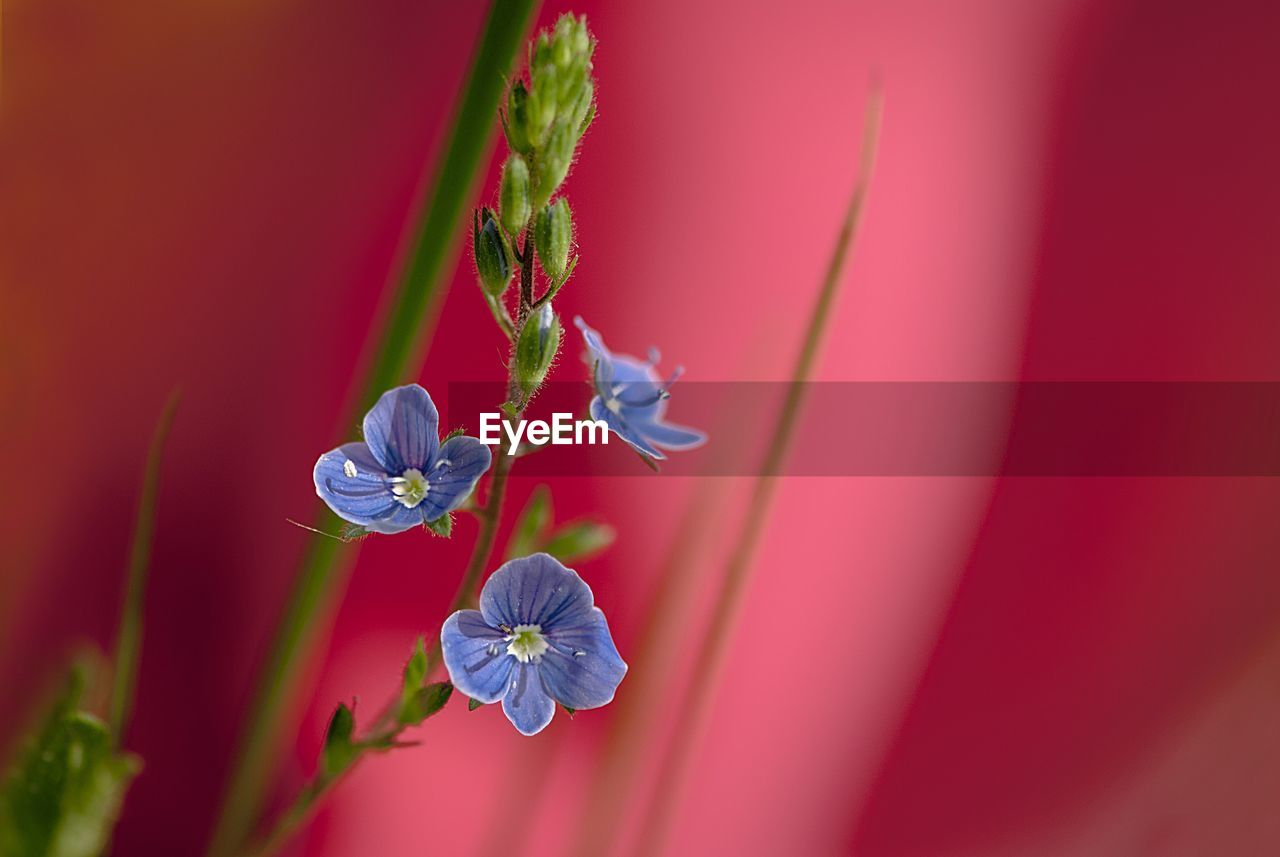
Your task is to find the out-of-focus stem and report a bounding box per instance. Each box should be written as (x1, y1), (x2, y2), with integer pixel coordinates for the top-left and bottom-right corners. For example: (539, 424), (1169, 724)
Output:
(108, 389), (180, 744)
(626, 88), (883, 857)
(204, 4), (539, 855)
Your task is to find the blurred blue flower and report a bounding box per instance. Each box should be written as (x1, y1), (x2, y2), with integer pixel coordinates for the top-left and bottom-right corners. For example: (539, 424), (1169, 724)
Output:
(574, 316), (707, 460)
(313, 384), (491, 534)
(441, 553), (627, 736)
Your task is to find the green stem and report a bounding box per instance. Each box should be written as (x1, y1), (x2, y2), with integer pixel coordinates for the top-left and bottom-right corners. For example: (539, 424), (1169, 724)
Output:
(239, 214), (538, 854)
(205, 4), (538, 855)
(626, 88), (883, 857)
(108, 389), (181, 745)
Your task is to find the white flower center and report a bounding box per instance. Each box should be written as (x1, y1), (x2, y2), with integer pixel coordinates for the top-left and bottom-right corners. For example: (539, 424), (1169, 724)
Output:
(389, 468), (428, 508)
(505, 624), (549, 663)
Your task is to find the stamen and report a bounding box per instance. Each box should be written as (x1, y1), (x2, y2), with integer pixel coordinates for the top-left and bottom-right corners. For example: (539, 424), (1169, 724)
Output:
(505, 624), (549, 663)
(388, 468), (428, 508)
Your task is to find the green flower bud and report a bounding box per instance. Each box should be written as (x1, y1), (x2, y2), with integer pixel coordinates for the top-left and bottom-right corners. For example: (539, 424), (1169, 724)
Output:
(515, 303), (561, 398)
(473, 211), (511, 296)
(569, 79), (594, 139)
(535, 121), (575, 206)
(505, 80), (532, 153)
(535, 198), (573, 282)
(499, 155), (531, 235)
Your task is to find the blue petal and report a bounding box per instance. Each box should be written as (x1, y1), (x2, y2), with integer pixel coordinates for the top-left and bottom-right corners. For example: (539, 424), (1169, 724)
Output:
(501, 662), (556, 736)
(440, 610), (514, 704)
(540, 608), (628, 710)
(574, 316), (613, 366)
(362, 384), (439, 474)
(314, 442), (406, 529)
(362, 504), (427, 535)
(590, 396), (665, 460)
(575, 316), (617, 394)
(418, 435), (492, 521)
(630, 418), (707, 451)
(479, 553), (595, 632)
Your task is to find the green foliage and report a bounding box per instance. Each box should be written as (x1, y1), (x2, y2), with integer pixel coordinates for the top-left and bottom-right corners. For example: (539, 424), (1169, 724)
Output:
(467, 697), (484, 712)
(473, 211), (513, 296)
(499, 155), (532, 235)
(507, 484), (553, 560)
(394, 640), (455, 728)
(396, 638), (429, 723)
(0, 665), (141, 857)
(508, 13), (597, 207)
(506, 483), (615, 563)
(320, 704), (357, 781)
(425, 513), (454, 538)
(504, 81), (532, 153)
(515, 303), (561, 399)
(397, 683), (454, 728)
(535, 198), (574, 283)
(541, 520), (615, 563)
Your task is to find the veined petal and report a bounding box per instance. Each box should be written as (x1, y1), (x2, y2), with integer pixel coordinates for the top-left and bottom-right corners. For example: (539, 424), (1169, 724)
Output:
(574, 315), (612, 365)
(501, 662), (556, 736)
(314, 442), (400, 526)
(479, 553), (595, 632)
(575, 316), (616, 394)
(362, 504), (426, 535)
(541, 607), (628, 710)
(418, 435), (492, 521)
(440, 610), (514, 704)
(632, 418), (707, 451)
(362, 384), (439, 474)
(590, 396), (665, 460)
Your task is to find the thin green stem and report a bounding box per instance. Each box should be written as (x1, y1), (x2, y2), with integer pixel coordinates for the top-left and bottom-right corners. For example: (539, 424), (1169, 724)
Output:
(108, 389), (180, 745)
(239, 220), (537, 854)
(205, 4), (539, 855)
(626, 88), (883, 857)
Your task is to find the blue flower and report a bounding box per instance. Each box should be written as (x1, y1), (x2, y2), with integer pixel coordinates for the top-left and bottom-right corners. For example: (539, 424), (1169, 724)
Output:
(441, 553), (627, 736)
(574, 316), (707, 460)
(313, 384), (491, 534)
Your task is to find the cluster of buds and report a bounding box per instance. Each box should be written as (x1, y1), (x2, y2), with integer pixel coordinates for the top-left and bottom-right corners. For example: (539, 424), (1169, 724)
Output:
(472, 13), (595, 407)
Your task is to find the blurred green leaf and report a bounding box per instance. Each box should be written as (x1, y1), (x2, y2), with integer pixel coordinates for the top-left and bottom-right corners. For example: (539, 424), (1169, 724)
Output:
(468, 697), (484, 712)
(506, 484), (553, 560)
(395, 638), (428, 725)
(320, 704), (357, 780)
(541, 520), (615, 563)
(397, 683), (454, 727)
(109, 389), (179, 743)
(0, 665), (141, 857)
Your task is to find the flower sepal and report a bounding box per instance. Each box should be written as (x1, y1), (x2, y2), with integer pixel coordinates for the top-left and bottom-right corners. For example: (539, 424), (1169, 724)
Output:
(321, 703), (357, 780)
(424, 513), (453, 538)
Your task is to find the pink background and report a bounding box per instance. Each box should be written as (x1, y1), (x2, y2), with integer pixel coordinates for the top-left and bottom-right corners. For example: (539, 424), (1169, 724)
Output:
(4, 0), (1279, 855)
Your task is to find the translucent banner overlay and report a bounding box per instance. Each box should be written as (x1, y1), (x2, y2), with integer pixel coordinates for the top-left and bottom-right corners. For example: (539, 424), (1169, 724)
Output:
(443, 382), (1280, 476)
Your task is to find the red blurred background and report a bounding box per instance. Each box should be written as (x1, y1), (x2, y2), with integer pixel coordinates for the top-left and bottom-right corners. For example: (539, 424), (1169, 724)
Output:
(4, 0), (1280, 855)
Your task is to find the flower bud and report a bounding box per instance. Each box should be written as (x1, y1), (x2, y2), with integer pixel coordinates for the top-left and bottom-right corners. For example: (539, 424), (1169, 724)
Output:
(569, 80), (594, 139)
(499, 155), (531, 235)
(505, 81), (532, 153)
(535, 198), (573, 282)
(515, 303), (561, 398)
(473, 212), (512, 296)
(535, 121), (575, 206)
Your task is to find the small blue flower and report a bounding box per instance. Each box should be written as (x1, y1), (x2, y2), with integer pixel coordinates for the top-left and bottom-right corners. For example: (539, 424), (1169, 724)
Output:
(313, 384), (491, 534)
(574, 316), (707, 460)
(441, 553), (627, 736)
